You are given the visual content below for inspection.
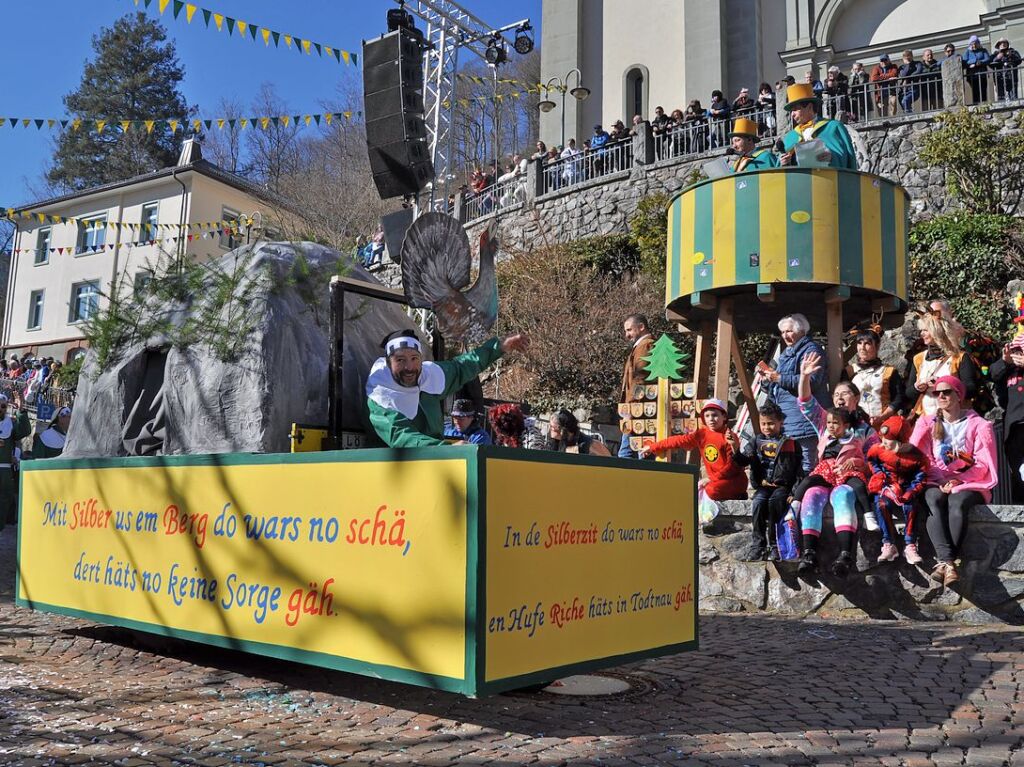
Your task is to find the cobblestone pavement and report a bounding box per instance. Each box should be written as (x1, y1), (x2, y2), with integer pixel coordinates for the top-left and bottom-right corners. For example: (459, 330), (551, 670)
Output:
(2, 526), (1024, 767)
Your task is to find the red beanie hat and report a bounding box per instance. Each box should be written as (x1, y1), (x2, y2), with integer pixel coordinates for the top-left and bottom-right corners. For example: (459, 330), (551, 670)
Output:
(879, 414), (911, 442)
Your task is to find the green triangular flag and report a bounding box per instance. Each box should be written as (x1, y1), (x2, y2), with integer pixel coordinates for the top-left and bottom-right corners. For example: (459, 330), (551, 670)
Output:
(248, 24), (258, 40)
(314, 43), (322, 56)
(144, 0), (154, 6)
(351, 53), (358, 66)
(271, 31), (280, 47)
(34, 119), (43, 129)
(228, 119), (236, 129)
(172, 0), (184, 18)
(203, 119), (212, 130)
(202, 8), (212, 26)
(60, 120), (69, 129)
(271, 117), (280, 126)
(226, 17), (235, 35)
(313, 114), (321, 125)
(332, 49), (341, 63)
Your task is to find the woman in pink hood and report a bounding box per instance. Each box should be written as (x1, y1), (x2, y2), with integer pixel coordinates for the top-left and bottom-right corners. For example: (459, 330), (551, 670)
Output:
(909, 375), (998, 586)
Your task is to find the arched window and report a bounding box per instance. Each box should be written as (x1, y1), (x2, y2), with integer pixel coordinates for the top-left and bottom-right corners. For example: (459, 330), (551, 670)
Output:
(624, 66), (649, 122)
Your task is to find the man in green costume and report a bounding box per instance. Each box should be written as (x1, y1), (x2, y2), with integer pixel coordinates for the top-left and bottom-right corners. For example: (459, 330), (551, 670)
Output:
(0, 391), (31, 531)
(727, 117), (779, 173)
(779, 82), (858, 170)
(366, 328), (529, 447)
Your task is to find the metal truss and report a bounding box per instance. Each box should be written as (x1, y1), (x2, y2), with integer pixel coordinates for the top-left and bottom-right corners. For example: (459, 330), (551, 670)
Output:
(395, 1), (528, 205)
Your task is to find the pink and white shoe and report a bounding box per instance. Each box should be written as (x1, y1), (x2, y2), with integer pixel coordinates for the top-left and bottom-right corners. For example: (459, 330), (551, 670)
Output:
(877, 542), (899, 562)
(904, 543), (923, 565)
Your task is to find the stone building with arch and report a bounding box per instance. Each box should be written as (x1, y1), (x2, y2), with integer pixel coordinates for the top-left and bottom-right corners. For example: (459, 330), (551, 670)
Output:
(539, 0), (1024, 147)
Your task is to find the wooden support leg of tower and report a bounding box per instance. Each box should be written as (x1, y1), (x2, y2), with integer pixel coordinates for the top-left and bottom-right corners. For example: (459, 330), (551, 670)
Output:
(826, 302), (845, 389)
(714, 298), (735, 401)
(693, 321), (714, 397)
(730, 332), (758, 424)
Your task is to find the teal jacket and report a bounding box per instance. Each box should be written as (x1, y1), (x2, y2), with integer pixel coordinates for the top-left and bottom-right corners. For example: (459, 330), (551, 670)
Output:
(781, 118), (858, 170)
(730, 148), (780, 173)
(368, 338), (503, 448)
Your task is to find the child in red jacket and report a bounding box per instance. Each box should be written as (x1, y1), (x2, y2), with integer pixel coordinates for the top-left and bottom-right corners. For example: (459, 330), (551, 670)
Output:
(867, 414), (929, 564)
(640, 398), (748, 500)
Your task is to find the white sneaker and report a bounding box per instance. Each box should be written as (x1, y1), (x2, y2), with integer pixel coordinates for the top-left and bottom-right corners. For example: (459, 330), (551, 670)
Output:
(904, 543), (923, 565)
(877, 542), (899, 562)
(863, 513), (879, 532)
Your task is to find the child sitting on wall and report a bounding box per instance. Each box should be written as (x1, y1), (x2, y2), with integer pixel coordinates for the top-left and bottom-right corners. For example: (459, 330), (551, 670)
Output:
(867, 414), (929, 564)
(734, 400), (803, 562)
(639, 398), (748, 501)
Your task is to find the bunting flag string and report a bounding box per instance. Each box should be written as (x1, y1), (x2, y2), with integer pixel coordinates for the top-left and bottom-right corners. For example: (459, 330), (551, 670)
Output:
(131, 0), (357, 67)
(2, 219), (257, 259)
(1, 212), (252, 232)
(455, 73), (558, 94)
(0, 110), (358, 134)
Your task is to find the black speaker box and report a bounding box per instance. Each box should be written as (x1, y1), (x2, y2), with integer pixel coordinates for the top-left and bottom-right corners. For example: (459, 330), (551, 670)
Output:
(368, 139), (431, 176)
(364, 87), (424, 123)
(372, 163), (434, 200)
(364, 58), (423, 96)
(362, 30), (422, 69)
(365, 114), (427, 146)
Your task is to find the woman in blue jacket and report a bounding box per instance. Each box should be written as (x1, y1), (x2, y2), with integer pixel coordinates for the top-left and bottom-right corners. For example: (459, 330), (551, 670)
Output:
(764, 314), (830, 472)
(963, 35), (991, 103)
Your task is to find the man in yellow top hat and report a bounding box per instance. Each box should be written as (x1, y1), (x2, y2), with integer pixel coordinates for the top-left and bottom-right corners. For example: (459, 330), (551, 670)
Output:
(779, 82), (858, 170)
(727, 117), (779, 173)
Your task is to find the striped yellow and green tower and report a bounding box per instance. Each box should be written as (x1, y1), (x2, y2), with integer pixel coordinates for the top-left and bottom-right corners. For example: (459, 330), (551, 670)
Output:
(664, 168), (910, 330)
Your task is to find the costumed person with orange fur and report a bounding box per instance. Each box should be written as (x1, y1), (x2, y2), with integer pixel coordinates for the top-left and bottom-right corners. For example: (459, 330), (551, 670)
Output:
(867, 414), (929, 565)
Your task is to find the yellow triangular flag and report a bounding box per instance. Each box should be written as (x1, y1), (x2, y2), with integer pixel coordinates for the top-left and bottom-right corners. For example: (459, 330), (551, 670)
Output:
(237, 20), (247, 36)
(37, 213), (45, 223)
(284, 34), (293, 48)
(343, 111), (352, 120)
(261, 117), (270, 129)
(304, 115), (312, 126)
(240, 118), (249, 129)
(21, 119), (30, 128)
(192, 119), (202, 133)
(261, 28), (271, 45)
(169, 119), (179, 133)
(72, 119), (82, 131)
(145, 120), (155, 133)
(324, 113), (333, 125)
(96, 120), (106, 133)
(325, 46), (333, 58)
(217, 119), (225, 130)
(47, 119), (55, 128)
(120, 120), (131, 132)
(341, 50), (350, 65)
(302, 39), (311, 55)
(213, 13), (224, 31)
(282, 115), (291, 127)
(158, 0), (171, 13)
(185, 3), (197, 22)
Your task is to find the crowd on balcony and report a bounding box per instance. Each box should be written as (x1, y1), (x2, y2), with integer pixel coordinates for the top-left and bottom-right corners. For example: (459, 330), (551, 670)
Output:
(458, 35), (1023, 218)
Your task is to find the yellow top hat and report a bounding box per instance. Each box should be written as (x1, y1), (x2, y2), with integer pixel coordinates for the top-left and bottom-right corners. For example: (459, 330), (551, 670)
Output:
(728, 117), (759, 139)
(784, 82), (820, 111)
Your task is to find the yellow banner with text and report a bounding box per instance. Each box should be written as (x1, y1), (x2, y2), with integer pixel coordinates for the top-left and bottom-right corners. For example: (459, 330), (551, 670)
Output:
(484, 458), (696, 682)
(18, 458), (468, 681)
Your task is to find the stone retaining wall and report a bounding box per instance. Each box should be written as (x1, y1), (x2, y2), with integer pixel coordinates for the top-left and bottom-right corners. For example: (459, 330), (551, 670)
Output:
(702, 501), (1024, 625)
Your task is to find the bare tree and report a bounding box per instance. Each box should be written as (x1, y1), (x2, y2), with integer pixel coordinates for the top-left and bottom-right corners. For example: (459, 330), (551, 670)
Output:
(246, 83), (303, 194)
(202, 97), (245, 174)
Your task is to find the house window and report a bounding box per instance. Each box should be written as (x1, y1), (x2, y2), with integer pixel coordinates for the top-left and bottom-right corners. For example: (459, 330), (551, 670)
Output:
(69, 280), (100, 323)
(27, 290), (44, 329)
(35, 228), (51, 265)
(140, 202), (159, 243)
(134, 270), (154, 295)
(77, 215), (107, 254)
(219, 207), (242, 250)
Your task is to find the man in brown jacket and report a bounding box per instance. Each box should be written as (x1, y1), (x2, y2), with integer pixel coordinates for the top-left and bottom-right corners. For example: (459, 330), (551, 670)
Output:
(619, 314), (655, 458)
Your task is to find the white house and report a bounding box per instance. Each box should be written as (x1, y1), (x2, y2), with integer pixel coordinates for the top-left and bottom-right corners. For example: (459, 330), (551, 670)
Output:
(2, 140), (292, 362)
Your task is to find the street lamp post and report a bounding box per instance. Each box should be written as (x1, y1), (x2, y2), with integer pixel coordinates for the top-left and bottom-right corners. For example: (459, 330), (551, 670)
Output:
(537, 68), (590, 148)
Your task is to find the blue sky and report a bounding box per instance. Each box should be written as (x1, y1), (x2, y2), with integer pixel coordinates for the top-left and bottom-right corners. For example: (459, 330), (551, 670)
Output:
(0, 0), (541, 207)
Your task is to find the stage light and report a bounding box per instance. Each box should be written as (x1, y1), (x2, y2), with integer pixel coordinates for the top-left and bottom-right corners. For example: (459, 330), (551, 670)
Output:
(484, 36), (507, 65)
(513, 24), (534, 55)
(387, 7), (415, 33)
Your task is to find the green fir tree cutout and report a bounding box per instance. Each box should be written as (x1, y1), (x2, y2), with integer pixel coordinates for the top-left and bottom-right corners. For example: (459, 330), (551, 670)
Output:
(642, 334), (689, 381)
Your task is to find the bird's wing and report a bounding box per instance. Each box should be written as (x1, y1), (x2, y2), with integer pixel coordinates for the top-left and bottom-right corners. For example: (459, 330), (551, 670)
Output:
(400, 212), (471, 308)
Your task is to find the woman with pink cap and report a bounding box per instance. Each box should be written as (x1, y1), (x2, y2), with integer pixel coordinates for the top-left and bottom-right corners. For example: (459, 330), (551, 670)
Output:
(909, 375), (998, 586)
(988, 330), (1024, 502)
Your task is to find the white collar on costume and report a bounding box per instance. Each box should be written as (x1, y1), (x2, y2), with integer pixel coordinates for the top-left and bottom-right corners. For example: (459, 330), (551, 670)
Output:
(633, 333), (652, 348)
(366, 357), (446, 420)
(39, 427), (65, 450)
